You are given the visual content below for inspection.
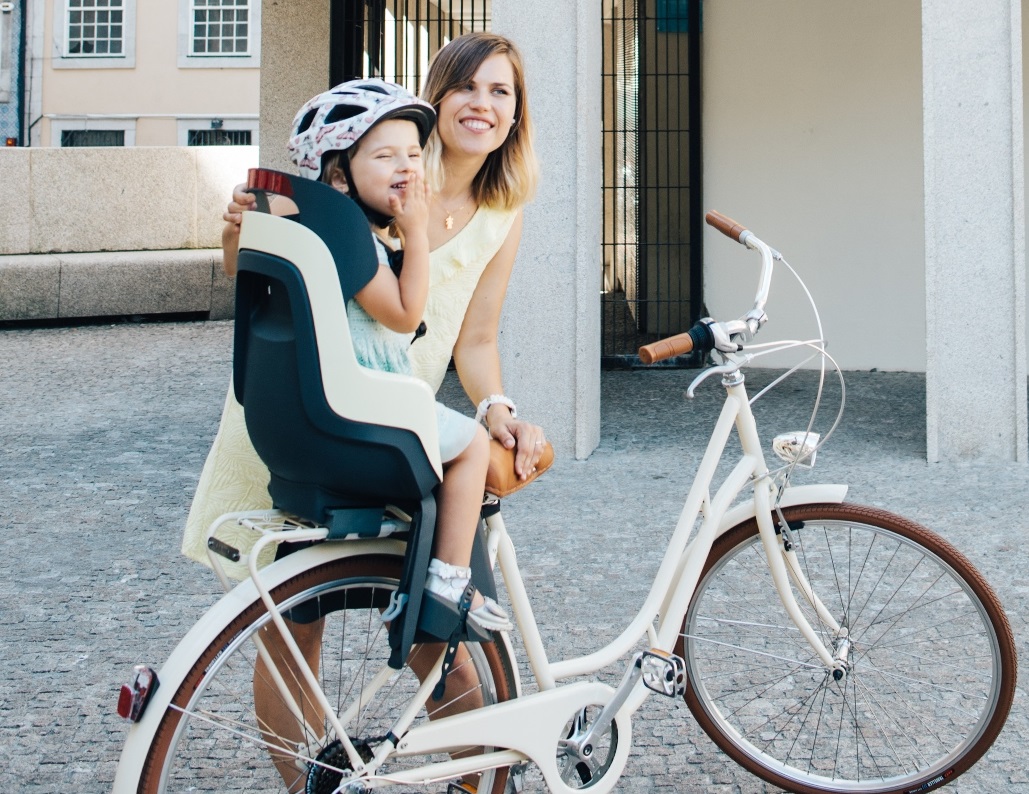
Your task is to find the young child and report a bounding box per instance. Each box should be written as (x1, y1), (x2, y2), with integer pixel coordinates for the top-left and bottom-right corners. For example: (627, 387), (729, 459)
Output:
(283, 79), (511, 633)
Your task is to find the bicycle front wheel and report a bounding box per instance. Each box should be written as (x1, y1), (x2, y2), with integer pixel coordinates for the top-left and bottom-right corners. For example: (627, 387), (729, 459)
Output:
(135, 553), (517, 793)
(678, 503), (1016, 794)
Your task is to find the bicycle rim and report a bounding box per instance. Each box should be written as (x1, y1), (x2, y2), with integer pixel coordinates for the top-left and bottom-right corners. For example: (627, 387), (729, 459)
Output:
(137, 554), (516, 793)
(679, 503), (1016, 794)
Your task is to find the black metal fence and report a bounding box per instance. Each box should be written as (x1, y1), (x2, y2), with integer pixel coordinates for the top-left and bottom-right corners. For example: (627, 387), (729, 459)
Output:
(602, 0), (702, 366)
(330, 0), (491, 92)
(330, 0), (702, 367)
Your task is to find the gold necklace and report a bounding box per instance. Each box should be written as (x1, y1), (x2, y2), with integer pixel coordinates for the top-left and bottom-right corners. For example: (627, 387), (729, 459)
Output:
(435, 195), (468, 230)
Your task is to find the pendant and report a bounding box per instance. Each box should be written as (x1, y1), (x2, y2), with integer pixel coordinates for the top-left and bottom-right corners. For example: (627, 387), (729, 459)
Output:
(445, 213), (454, 230)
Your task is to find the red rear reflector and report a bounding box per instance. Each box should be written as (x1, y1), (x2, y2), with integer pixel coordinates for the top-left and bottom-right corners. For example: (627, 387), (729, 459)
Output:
(117, 665), (159, 722)
(247, 168), (293, 197)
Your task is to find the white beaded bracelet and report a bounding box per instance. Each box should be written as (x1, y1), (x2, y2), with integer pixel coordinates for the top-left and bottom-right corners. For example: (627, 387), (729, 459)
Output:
(474, 394), (517, 426)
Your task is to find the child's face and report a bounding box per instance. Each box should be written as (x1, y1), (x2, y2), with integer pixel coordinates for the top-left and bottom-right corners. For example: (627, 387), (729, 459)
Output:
(343, 118), (424, 216)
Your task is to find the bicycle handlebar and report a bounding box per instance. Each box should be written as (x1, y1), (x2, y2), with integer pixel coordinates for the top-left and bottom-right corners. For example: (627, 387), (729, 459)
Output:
(705, 210), (748, 243)
(638, 333), (694, 365)
(638, 323), (712, 365)
(638, 210), (776, 365)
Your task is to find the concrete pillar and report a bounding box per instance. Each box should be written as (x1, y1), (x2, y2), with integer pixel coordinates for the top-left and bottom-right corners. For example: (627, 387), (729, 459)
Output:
(923, 0), (1028, 462)
(259, 1), (330, 173)
(492, 2), (603, 459)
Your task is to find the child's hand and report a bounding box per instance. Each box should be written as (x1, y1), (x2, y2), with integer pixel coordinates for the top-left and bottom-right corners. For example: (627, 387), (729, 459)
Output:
(223, 182), (255, 225)
(390, 171), (430, 238)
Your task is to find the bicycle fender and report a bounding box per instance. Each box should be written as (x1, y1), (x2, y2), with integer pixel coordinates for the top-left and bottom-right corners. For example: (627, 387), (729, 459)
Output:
(716, 483), (848, 537)
(112, 539), (407, 793)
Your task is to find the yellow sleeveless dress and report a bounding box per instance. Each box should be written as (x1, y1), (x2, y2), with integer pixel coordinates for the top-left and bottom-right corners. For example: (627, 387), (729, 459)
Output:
(180, 205), (518, 577)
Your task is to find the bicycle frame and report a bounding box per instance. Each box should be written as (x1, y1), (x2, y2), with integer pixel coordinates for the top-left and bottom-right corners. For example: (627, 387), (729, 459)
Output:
(114, 217), (855, 794)
(387, 366), (849, 793)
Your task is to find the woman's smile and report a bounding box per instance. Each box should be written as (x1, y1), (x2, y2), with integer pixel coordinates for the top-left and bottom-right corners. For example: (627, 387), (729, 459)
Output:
(460, 117), (494, 133)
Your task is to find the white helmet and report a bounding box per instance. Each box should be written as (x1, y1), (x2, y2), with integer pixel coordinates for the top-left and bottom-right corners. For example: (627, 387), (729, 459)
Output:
(288, 79), (436, 181)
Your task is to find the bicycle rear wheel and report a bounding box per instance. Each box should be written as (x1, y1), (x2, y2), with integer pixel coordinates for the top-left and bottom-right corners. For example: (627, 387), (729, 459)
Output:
(678, 503), (1016, 794)
(135, 553), (517, 793)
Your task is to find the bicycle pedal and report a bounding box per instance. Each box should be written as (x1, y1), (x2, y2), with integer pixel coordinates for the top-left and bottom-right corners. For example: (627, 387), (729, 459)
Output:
(640, 649), (686, 698)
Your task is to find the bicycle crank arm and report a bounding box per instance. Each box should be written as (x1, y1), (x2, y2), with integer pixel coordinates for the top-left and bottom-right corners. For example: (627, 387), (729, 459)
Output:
(569, 652), (643, 759)
(563, 649), (685, 770)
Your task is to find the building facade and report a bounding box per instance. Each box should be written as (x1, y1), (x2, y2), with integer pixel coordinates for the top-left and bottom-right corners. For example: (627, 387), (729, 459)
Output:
(24, 0), (261, 147)
(257, 0), (1028, 463)
(2, 0), (1024, 464)
(0, 0), (23, 144)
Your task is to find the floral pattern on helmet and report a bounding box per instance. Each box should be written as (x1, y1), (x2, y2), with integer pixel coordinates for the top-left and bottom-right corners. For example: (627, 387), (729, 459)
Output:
(287, 78), (436, 180)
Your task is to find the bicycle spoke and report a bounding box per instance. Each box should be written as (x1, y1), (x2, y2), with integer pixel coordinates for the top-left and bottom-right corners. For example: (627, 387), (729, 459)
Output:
(137, 559), (515, 794)
(681, 505), (1014, 793)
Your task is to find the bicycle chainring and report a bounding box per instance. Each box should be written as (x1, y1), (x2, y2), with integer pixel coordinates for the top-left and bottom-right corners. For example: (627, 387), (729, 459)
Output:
(555, 705), (620, 789)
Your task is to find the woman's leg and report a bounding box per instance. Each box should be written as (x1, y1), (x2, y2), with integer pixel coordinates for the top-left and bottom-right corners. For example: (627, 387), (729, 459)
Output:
(253, 617), (326, 793)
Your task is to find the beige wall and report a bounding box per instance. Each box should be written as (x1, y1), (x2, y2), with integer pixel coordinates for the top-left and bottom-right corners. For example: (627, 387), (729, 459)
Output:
(1024, 0), (1029, 364)
(259, 0), (329, 173)
(703, 1), (925, 371)
(38, 1), (259, 146)
(0, 146), (257, 254)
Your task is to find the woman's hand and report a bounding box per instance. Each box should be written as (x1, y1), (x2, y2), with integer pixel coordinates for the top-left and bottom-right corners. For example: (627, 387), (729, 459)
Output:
(488, 414), (548, 480)
(220, 181), (298, 277)
(220, 182), (252, 277)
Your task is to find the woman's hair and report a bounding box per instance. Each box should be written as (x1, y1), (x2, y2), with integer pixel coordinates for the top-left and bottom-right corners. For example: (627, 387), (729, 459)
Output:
(421, 32), (538, 210)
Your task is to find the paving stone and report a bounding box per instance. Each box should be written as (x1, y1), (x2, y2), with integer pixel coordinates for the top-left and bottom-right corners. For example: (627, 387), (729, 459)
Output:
(0, 320), (1025, 793)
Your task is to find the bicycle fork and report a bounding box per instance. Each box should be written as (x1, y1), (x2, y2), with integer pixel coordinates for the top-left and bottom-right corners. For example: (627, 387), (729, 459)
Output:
(755, 487), (848, 679)
(714, 377), (847, 681)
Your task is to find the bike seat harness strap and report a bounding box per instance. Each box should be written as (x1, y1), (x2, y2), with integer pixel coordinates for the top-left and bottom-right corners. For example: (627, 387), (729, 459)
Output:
(432, 582), (476, 701)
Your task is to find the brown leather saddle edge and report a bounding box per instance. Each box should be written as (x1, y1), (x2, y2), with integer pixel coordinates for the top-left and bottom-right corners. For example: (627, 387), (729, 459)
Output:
(484, 438), (555, 498)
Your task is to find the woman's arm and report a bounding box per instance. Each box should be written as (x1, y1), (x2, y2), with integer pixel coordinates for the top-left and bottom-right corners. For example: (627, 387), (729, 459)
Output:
(452, 210), (548, 479)
(220, 182), (257, 276)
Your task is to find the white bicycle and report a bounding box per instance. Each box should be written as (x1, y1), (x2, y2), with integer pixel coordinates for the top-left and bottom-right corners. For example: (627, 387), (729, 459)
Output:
(114, 206), (1016, 794)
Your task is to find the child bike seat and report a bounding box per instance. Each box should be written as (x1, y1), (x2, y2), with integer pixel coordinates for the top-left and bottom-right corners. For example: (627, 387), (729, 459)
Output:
(232, 169), (449, 666)
(233, 169), (443, 516)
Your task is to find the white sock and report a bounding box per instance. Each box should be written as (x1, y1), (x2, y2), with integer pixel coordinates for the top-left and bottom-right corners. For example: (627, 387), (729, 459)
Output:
(426, 557), (472, 602)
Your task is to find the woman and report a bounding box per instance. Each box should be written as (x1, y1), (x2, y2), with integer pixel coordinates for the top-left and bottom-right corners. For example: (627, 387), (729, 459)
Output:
(186, 32), (544, 793)
(185, 32), (546, 571)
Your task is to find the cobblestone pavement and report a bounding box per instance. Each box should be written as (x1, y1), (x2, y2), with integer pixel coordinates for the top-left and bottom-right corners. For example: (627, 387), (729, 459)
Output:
(1, 319), (1026, 793)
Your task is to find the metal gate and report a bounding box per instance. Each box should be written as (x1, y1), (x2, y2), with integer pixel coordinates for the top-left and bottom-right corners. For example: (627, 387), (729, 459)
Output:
(329, 0), (491, 92)
(602, 0), (702, 366)
(329, 1), (702, 367)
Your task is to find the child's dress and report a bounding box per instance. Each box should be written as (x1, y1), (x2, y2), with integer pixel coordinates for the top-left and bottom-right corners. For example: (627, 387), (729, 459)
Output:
(347, 235), (479, 463)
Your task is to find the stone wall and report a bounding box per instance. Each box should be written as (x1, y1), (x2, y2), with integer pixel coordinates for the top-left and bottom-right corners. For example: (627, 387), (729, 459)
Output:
(0, 146), (258, 321)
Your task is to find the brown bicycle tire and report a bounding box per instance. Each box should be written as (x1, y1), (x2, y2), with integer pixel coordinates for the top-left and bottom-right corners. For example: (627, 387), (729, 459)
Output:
(136, 553), (517, 794)
(677, 503), (1016, 794)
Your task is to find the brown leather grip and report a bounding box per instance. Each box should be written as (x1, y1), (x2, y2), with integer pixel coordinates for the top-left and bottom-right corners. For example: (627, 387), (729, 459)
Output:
(638, 332), (695, 364)
(706, 210), (747, 242)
